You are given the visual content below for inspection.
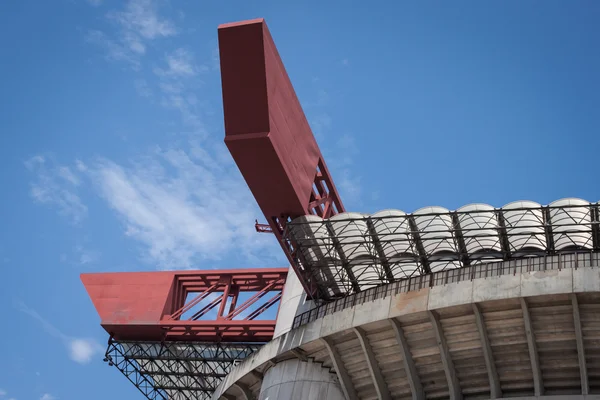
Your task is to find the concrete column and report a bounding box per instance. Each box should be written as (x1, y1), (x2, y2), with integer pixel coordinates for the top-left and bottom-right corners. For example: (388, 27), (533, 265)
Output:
(259, 358), (345, 400)
(273, 266), (314, 338)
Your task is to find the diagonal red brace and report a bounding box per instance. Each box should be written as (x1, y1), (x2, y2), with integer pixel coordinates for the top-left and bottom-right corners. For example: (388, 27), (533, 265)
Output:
(169, 283), (219, 320)
(224, 278), (283, 320)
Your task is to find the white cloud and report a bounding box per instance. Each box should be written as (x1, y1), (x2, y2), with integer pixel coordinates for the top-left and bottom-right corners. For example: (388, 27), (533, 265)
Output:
(25, 156), (87, 224)
(154, 48), (201, 77)
(75, 159), (87, 172)
(310, 113), (332, 138)
(85, 30), (140, 69)
(88, 0), (177, 68)
(68, 338), (102, 364)
(40, 394), (56, 400)
(75, 246), (100, 266)
(109, 0), (176, 40)
(16, 302), (103, 365)
(57, 0), (283, 270)
(57, 166), (80, 186)
(26, 147), (282, 269)
(0, 388), (6, 396)
(328, 135), (362, 204)
(87, 145), (279, 268)
(134, 79), (152, 97)
(151, 48), (209, 136)
(211, 45), (220, 71)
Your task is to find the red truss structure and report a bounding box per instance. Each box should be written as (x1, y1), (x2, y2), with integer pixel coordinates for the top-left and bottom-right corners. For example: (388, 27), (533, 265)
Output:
(83, 17), (348, 400)
(81, 268), (288, 343)
(219, 19), (346, 298)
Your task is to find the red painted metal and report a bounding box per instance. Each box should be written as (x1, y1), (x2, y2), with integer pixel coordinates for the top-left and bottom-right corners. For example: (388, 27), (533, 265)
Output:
(81, 268), (288, 342)
(255, 220), (273, 233)
(218, 19), (345, 297)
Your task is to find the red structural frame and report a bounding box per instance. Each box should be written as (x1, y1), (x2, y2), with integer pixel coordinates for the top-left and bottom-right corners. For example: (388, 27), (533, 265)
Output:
(83, 18), (345, 350)
(81, 268), (288, 343)
(218, 19), (345, 298)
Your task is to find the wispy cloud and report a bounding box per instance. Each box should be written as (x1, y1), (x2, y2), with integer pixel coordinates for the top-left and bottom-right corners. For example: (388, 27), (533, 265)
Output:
(303, 78), (364, 207)
(329, 134), (362, 205)
(59, 246), (99, 267)
(134, 79), (152, 97)
(0, 388), (6, 396)
(25, 156), (87, 224)
(40, 394), (56, 400)
(210, 44), (220, 71)
(87, 145), (279, 269)
(108, 0), (176, 42)
(86, 30), (141, 69)
(154, 48), (204, 77)
(153, 48), (209, 136)
(27, 147), (281, 269)
(35, 0), (283, 270)
(16, 302), (103, 365)
(87, 0), (177, 69)
(77, 246), (99, 265)
(310, 113), (332, 138)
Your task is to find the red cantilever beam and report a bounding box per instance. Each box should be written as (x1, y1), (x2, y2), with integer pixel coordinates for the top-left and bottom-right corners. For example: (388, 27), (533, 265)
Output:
(81, 268), (288, 343)
(218, 19), (345, 298)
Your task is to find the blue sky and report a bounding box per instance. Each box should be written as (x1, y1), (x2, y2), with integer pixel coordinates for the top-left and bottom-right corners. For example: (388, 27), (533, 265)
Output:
(1, 1), (599, 399)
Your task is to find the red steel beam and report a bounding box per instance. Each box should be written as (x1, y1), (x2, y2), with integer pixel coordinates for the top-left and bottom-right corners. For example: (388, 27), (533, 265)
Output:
(218, 19), (345, 298)
(81, 268), (287, 343)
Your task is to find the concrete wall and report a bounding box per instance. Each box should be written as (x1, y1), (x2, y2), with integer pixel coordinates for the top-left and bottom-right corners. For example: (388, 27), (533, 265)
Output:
(259, 359), (344, 400)
(273, 266), (314, 338)
(213, 266), (600, 399)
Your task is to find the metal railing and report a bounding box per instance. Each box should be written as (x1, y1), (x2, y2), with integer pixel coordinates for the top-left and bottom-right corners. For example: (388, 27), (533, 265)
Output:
(284, 201), (600, 300)
(292, 250), (600, 329)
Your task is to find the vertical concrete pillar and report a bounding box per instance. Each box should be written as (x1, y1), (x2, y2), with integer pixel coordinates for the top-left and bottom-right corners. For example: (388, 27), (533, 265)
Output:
(273, 266), (314, 338)
(259, 358), (345, 400)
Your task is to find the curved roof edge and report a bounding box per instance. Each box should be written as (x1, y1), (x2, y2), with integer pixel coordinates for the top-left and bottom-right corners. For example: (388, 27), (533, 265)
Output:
(212, 255), (600, 399)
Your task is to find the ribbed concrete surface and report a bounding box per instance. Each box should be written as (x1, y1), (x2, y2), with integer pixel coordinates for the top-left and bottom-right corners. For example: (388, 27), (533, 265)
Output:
(213, 267), (600, 400)
(258, 358), (344, 400)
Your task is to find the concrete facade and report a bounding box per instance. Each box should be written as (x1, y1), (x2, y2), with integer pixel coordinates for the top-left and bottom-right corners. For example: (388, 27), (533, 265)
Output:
(258, 358), (345, 400)
(273, 266), (315, 339)
(213, 265), (600, 400)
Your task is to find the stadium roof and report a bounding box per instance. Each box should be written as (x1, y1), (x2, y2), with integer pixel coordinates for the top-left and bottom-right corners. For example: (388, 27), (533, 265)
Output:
(105, 340), (261, 400)
(286, 197), (600, 299)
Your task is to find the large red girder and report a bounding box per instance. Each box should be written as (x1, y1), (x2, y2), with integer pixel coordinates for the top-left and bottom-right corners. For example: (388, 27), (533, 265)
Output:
(81, 268), (288, 343)
(218, 19), (345, 298)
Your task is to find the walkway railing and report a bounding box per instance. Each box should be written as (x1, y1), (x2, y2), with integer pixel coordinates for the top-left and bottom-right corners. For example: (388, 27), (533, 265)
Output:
(292, 251), (600, 329)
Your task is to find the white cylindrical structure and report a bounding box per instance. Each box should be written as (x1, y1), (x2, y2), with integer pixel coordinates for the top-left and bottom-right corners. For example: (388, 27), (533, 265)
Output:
(259, 359), (345, 400)
(329, 212), (374, 264)
(549, 198), (592, 250)
(273, 266), (314, 338)
(288, 215), (337, 264)
(456, 203), (501, 257)
(413, 206), (457, 256)
(502, 200), (546, 254)
(370, 209), (413, 260)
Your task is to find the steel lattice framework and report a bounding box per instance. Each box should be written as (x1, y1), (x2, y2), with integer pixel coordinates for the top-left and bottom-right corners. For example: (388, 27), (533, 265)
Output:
(104, 339), (261, 400)
(82, 269), (287, 398)
(83, 17), (600, 400)
(285, 200), (600, 299)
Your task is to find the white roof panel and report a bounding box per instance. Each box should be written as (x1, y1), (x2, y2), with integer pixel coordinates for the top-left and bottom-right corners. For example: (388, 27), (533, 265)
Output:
(286, 198), (600, 298)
